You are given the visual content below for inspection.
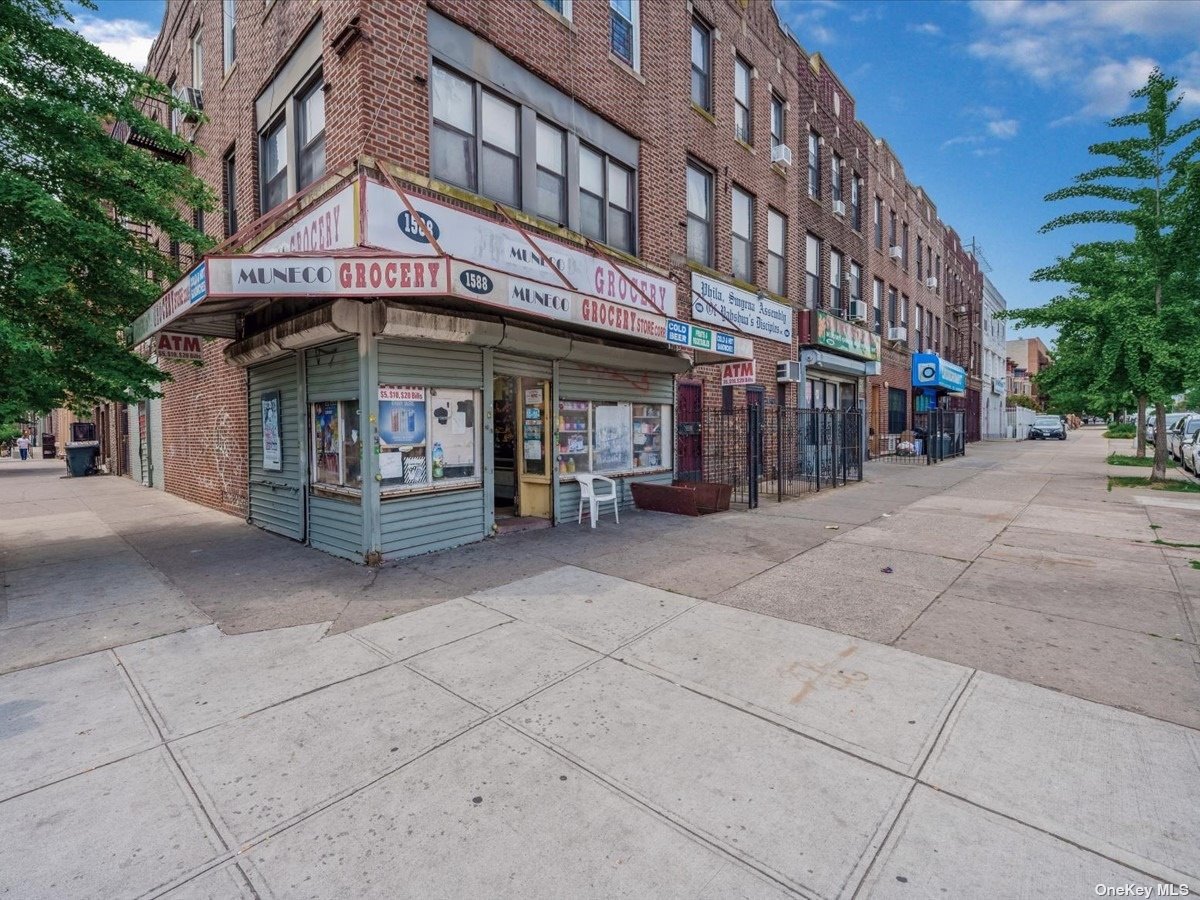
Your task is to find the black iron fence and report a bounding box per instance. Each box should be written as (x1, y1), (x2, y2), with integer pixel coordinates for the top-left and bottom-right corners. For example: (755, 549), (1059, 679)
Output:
(870, 407), (966, 465)
(686, 406), (863, 508)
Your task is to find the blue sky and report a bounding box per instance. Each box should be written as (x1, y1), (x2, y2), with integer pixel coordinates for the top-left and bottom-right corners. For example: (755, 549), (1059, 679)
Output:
(69, 0), (1200, 347)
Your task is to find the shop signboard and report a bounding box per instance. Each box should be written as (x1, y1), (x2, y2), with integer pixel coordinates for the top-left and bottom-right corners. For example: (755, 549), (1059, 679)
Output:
(721, 360), (756, 386)
(128, 262), (208, 346)
(912, 353), (967, 394)
(155, 332), (204, 362)
(812, 310), (880, 361)
(690, 273), (793, 344)
(449, 261), (668, 344)
(992, 376), (1006, 395)
(207, 256), (448, 298)
(363, 179), (677, 317)
(252, 182), (358, 255)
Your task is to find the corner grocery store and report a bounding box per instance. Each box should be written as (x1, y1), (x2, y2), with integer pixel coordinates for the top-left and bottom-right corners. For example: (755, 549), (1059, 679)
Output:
(130, 168), (753, 561)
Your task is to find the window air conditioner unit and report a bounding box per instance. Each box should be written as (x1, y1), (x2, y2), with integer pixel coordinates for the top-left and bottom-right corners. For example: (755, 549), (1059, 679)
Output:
(771, 144), (793, 166)
(925, 276), (938, 289)
(777, 360), (802, 383)
(888, 326), (907, 342)
(176, 86), (204, 121)
(832, 199), (846, 217)
(888, 245), (903, 259)
(955, 304), (969, 315)
(849, 299), (867, 321)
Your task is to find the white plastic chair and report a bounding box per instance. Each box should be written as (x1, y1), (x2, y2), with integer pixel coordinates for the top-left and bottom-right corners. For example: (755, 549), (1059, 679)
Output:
(576, 474), (619, 528)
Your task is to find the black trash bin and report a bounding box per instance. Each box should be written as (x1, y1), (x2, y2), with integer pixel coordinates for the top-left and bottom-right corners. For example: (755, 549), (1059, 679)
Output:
(65, 440), (100, 476)
(41, 433), (56, 459)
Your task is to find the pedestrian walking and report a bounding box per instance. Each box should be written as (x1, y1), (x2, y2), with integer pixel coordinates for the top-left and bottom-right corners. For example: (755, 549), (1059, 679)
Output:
(16, 435), (30, 461)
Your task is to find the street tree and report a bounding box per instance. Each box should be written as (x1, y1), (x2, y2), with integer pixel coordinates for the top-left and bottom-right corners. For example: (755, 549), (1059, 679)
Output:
(1013, 69), (1200, 478)
(0, 0), (212, 424)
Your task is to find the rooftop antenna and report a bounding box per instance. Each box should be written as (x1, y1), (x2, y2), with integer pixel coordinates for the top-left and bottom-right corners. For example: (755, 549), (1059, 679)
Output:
(967, 237), (993, 273)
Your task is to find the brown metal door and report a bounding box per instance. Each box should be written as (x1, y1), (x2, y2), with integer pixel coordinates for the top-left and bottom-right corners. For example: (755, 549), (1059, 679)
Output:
(676, 382), (702, 482)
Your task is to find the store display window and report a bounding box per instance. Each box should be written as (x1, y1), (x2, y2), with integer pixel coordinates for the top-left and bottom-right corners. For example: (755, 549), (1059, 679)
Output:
(379, 385), (481, 491)
(311, 400), (362, 488)
(557, 400), (671, 476)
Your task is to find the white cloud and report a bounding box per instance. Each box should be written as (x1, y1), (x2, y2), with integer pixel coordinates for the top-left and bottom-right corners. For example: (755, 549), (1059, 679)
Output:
(986, 118), (1020, 138)
(908, 21), (942, 36)
(775, 0), (842, 47)
(967, 0), (1200, 120)
(942, 134), (985, 149)
(73, 15), (155, 69)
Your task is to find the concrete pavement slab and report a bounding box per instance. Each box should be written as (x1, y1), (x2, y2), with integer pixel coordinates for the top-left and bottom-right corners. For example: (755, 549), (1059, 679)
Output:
(0, 651), (157, 801)
(981, 540), (1177, 586)
(584, 547), (778, 598)
(350, 596), (510, 660)
(922, 673), (1200, 883)
(162, 863), (257, 900)
(945, 556), (1191, 638)
(470, 566), (697, 653)
(406, 620), (601, 711)
(0, 595), (210, 675)
(510, 658), (909, 898)
(0, 748), (224, 900)
(403, 542), (564, 593)
(621, 601), (971, 774)
(897, 595), (1200, 728)
(857, 786), (1165, 899)
(833, 511), (1001, 561)
(0, 533), (135, 572)
(117, 623), (385, 738)
(905, 494), (1025, 520)
(174, 663), (482, 844)
(712, 561), (942, 644)
(242, 720), (788, 900)
(783, 541), (968, 592)
(994, 525), (1169, 564)
(1011, 504), (1153, 542)
(0, 511), (115, 548)
(755, 499), (892, 526)
(0, 548), (170, 600)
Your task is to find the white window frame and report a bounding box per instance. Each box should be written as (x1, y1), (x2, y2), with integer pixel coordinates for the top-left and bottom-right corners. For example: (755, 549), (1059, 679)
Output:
(541, 0), (573, 19)
(805, 233), (821, 309)
(730, 185), (754, 284)
(767, 208), (786, 296)
(222, 0), (236, 73)
(609, 0), (641, 72)
(686, 160), (713, 267)
(734, 56), (752, 144)
(191, 27), (203, 90)
(770, 93), (785, 149)
(829, 248), (843, 313)
(690, 16), (712, 111)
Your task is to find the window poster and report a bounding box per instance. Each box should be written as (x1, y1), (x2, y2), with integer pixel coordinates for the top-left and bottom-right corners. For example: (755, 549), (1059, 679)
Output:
(313, 401), (340, 484)
(261, 390), (282, 471)
(593, 402), (632, 472)
(378, 386), (427, 445)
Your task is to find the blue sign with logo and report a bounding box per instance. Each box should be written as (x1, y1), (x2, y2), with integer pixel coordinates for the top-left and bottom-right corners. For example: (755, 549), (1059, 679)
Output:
(189, 262), (207, 305)
(912, 353), (967, 393)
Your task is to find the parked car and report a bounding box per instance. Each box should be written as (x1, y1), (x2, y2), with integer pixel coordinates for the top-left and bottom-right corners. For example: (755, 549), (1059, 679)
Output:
(1169, 415), (1200, 461)
(1147, 412), (1190, 445)
(1029, 415), (1067, 440)
(1182, 430), (1200, 473)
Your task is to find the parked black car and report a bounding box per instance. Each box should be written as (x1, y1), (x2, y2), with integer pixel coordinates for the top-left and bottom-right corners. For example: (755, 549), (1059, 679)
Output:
(1029, 415), (1067, 440)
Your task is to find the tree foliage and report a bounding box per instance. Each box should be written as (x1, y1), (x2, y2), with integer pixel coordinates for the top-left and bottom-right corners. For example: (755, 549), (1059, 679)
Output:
(0, 0), (212, 423)
(1006, 69), (1200, 476)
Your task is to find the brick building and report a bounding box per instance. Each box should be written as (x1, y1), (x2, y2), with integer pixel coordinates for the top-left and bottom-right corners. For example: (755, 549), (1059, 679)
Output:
(115, 0), (982, 562)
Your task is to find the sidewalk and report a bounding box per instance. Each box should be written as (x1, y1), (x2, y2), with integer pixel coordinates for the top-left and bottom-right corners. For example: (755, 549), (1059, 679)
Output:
(1, 430), (1197, 897)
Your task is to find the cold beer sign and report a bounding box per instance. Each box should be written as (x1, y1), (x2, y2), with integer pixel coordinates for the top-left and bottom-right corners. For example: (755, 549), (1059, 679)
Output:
(721, 360), (757, 386)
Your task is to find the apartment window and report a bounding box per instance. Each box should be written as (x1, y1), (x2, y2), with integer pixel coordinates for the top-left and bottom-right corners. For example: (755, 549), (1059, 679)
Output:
(222, 0), (236, 73)
(935, 315), (942, 353)
(849, 261), (862, 315)
(296, 77), (326, 190)
(829, 249), (843, 313)
(734, 56), (752, 144)
(686, 161), (713, 266)
(770, 94), (784, 149)
(609, 0), (639, 70)
(767, 208), (786, 295)
(807, 131), (820, 199)
(935, 255), (942, 292)
(805, 233), (821, 308)
(927, 309), (934, 348)
(901, 221), (909, 268)
(888, 286), (898, 328)
(691, 18), (711, 110)
(536, 120), (566, 223)
(831, 154), (843, 205)
(873, 278), (883, 332)
(167, 77), (179, 135)
(927, 246), (933, 282)
(851, 174), (862, 231)
(222, 149), (237, 237)
(260, 117), (287, 211)
(915, 304), (924, 350)
(431, 65), (476, 191)
(900, 293), (909, 325)
(605, 158), (634, 252)
(730, 186), (754, 283)
(917, 236), (924, 280)
(874, 197), (882, 249)
(481, 91), (520, 206)
(191, 27), (203, 89)
(541, 0), (571, 17)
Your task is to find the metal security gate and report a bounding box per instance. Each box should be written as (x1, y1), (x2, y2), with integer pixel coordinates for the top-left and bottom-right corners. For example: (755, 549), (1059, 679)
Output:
(687, 407), (863, 508)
